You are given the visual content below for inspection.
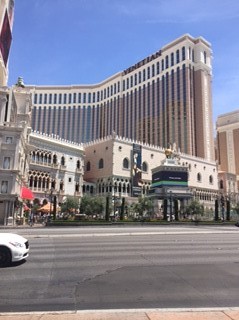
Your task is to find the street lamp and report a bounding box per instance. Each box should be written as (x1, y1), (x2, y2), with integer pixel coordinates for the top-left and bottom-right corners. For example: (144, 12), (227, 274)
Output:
(44, 187), (54, 218)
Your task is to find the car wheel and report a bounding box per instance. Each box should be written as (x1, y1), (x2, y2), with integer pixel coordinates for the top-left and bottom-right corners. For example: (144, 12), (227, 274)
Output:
(0, 246), (12, 267)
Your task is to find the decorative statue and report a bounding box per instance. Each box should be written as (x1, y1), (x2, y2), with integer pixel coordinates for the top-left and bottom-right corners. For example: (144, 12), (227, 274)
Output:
(15, 77), (25, 88)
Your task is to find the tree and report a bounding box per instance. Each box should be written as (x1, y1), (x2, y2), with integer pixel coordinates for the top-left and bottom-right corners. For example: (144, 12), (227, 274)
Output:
(233, 202), (239, 217)
(185, 199), (204, 221)
(61, 196), (79, 214)
(80, 195), (105, 218)
(132, 196), (153, 220)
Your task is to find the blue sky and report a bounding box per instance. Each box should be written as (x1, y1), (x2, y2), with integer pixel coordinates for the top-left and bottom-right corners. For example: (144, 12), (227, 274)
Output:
(8, 0), (239, 122)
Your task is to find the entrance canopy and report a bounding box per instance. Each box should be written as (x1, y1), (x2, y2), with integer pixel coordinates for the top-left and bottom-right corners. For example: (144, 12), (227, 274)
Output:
(20, 187), (34, 200)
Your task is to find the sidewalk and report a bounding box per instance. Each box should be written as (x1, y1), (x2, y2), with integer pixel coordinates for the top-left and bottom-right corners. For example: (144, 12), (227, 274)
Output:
(1, 309), (239, 320)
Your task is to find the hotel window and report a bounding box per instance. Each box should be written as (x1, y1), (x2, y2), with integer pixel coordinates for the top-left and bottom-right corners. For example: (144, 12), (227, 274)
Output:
(73, 93), (76, 103)
(143, 69), (146, 81)
(78, 93), (81, 103)
(118, 81), (120, 92)
(83, 93), (86, 103)
(97, 91), (100, 102)
(165, 55), (169, 69)
(134, 73), (137, 85)
(64, 94), (67, 104)
(142, 161), (148, 172)
(111, 85), (113, 96)
(182, 46), (186, 60)
(161, 60), (164, 71)
(99, 158), (104, 169)
(209, 175), (213, 184)
(59, 94), (62, 104)
(176, 49), (180, 63)
(44, 94), (47, 104)
(147, 66), (150, 79)
(123, 158), (129, 169)
(34, 94), (38, 104)
(93, 92), (96, 103)
(1, 181), (8, 193)
(139, 71), (141, 83)
(152, 64), (155, 77)
(130, 76), (133, 87)
(123, 80), (125, 91)
(86, 161), (91, 171)
(39, 94), (42, 104)
(156, 62), (160, 74)
(171, 52), (174, 66)
(49, 94), (52, 104)
(126, 78), (129, 89)
(114, 83), (116, 94)
(3, 157), (10, 169)
(204, 51), (207, 64)
(88, 93), (91, 103)
(107, 87), (109, 98)
(54, 94), (57, 104)
(103, 89), (106, 99)
(68, 94), (72, 104)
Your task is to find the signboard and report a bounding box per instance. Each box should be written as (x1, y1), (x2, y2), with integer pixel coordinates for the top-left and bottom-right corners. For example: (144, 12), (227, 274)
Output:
(152, 170), (188, 188)
(131, 143), (142, 197)
(0, 10), (12, 66)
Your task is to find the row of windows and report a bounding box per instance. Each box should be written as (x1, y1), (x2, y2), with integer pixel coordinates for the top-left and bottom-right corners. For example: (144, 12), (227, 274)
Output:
(197, 173), (214, 184)
(33, 47), (208, 105)
(86, 158), (148, 172)
(34, 82), (121, 105)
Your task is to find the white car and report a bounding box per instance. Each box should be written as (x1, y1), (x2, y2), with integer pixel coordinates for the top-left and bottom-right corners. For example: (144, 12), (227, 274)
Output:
(0, 233), (29, 267)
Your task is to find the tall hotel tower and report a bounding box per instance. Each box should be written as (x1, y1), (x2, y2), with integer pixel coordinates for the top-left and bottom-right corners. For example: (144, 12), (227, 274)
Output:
(30, 34), (214, 161)
(0, 0), (14, 86)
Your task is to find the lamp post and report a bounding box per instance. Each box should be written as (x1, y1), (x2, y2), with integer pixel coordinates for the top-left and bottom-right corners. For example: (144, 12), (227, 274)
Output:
(45, 187), (55, 219)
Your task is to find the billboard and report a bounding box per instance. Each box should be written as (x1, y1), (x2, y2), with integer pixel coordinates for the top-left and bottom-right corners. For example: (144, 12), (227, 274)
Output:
(0, 10), (12, 66)
(131, 143), (142, 197)
(152, 170), (188, 188)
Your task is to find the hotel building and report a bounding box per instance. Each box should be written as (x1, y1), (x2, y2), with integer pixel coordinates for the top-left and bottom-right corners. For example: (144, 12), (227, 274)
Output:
(216, 110), (239, 201)
(29, 34), (214, 162)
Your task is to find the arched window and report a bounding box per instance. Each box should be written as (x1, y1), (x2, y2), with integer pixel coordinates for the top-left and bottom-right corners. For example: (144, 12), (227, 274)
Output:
(209, 175), (213, 184)
(86, 161), (91, 171)
(51, 180), (56, 189)
(182, 46), (186, 60)
(99, 158), (104, 169)
(61, 156), (65, 166)
(123, 158), (129, 169)
(219, 179), (223, 189)
(53, 154), (57, 164)
(197, 173), (202, 182)
(76, 160), (81, 169)
(60, 180), (64, 190)
(142, 161), (148, 172)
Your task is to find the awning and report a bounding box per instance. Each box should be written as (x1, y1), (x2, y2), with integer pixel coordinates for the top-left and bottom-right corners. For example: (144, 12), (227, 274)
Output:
(20, 187), (34, 200)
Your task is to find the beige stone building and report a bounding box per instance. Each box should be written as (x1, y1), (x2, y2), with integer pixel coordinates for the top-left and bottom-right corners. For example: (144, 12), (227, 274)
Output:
(84, 134), (218, 215)
(216, 110), (239, 202)
(0, 84), (32, 224)
(28, 34), (214, 162)
(28, 132), (84, 206)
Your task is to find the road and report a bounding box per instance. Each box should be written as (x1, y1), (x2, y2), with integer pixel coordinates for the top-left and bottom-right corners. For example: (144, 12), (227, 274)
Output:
(0, 225), (239, 313)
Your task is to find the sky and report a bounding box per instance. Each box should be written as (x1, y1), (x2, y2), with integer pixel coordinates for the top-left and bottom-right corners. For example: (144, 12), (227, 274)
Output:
(7, 0), (239, 123)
